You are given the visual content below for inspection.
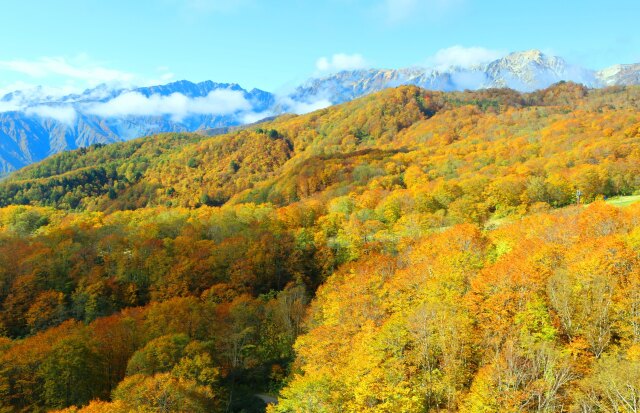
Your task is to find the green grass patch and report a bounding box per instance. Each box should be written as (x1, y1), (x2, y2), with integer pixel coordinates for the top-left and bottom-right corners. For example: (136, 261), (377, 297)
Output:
(605, 195), (640, 208)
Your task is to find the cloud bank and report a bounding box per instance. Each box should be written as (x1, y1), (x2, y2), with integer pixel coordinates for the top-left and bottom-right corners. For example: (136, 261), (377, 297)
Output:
(283, 97), (332, 114)
(0, 101), (21, 113)
(241, 94), (332, 124)
(0, 56), (136, 87)
(25, 106), (77, 124)
(0, 55), (176, 103)
(0, 98), (77, 124)
(0, 87), (254, 125)
(85, 89), (252, 120)
(0, 85), (78, 124)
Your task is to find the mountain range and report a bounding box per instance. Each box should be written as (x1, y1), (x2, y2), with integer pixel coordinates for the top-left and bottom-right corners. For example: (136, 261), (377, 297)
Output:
(1, 49), (639, 175)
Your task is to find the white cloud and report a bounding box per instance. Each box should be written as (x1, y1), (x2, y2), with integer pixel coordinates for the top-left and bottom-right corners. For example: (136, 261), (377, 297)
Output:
(378, 0), (465, 23)
(448, 71), (489, 90)
(289, 99), (332, 114)
(316, 53), (368, 72)
(85, 89), (251, 121)
(241, 94), (333, 122)
(0, 82), (87, 104)
(0, 100), (21, 113)
(0, 88), (251, 125)
(425, 46), (505, 69)
(278, 96), (333, 115)
(0, 56), (177, 100)
(241, 110), (273, 124)
(0, 56), (136, 87)
(0, 93), (77, 124)
(25, 105), (77, 124)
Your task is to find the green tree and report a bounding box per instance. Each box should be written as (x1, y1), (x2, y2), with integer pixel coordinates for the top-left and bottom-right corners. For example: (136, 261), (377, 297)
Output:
(126, 334), (190, 376)
(40, 332), (106, 409)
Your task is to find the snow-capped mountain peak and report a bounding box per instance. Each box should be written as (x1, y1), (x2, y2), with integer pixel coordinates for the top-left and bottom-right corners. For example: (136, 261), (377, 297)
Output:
(483, 50), (597, 91)
(597, 63), (640, 86)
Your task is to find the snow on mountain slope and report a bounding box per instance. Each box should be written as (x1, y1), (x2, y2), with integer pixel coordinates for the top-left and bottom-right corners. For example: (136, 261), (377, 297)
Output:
(597, 63), (640, 86)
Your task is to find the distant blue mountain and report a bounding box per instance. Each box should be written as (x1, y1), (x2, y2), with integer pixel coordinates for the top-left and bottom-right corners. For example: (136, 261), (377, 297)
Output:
(0, 81), (276, 174)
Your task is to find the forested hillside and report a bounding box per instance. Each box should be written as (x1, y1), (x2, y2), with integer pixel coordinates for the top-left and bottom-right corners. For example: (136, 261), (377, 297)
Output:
(0, 84), (639, 412)
(274, 202), (640, 412)
(3, 83), (640, 215)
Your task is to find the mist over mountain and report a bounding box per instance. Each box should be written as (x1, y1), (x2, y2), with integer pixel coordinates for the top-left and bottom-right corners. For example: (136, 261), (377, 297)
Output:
(1, 49), (639, 175)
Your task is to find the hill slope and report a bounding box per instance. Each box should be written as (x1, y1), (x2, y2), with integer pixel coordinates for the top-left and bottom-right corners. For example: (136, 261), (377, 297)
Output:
(3, 82), (640, 217)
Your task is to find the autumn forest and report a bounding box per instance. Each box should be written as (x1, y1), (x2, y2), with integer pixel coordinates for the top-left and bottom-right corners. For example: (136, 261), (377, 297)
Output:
(1, 83), (640, 412)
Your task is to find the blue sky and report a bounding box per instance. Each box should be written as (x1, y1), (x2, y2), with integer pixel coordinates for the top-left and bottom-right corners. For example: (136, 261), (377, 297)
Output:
(0, 0), (638, 94)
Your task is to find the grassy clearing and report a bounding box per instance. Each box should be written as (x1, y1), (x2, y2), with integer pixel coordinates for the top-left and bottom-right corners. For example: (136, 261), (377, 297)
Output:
(605, 194), (640, 208)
